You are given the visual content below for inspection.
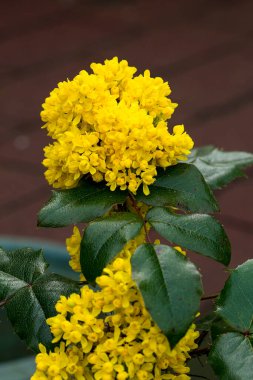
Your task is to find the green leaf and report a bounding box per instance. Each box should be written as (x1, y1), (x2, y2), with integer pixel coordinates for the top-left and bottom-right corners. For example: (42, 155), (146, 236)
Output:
(0, 247), (80, 352)
(209, 260), (253, 378)
(216, 260), (253, 332)
(80, 213), (143, 282)
(0, 247), (48, 300)
(209, 332), (253, 379)
(131, 244), (203, 347)
(188, 146), (253, 189)
(147, 207), (231, 265)
(136, 163), (218, 213)
(210, 316), (237, 342)
(38, 179), (127, 227)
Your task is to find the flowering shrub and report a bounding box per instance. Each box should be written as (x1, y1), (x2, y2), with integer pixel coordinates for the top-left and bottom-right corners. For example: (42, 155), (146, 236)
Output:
(1, 58), (253, 380)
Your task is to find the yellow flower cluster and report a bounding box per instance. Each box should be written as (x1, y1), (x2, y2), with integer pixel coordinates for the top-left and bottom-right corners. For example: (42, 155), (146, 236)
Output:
(42, 57), (193, 195)
(32, 226), (198, 380)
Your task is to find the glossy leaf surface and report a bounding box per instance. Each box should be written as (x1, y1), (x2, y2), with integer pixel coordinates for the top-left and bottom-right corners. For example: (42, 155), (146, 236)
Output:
(38, 179), (127, 227)
(136, 163), (218, 213)
(147, 207), (231, 265)
(216, 260), (253, 332)
(189, 146), (253, 189)
(131, 244), (203, 347)
(0, 248), (80, 352)
(80, 213), (143, 282)
(209, 333), (253, 379)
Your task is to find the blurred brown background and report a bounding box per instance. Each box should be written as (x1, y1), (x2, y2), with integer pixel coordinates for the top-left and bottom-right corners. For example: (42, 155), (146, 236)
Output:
(0, 0), (252, 296)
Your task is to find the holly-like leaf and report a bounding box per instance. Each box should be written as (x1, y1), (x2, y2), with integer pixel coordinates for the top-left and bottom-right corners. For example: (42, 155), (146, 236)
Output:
(0, 248), (80, 352)
(209, 333), (253, 379)
(188, 146), (253, 189)
(147, 207), (231, 265)
(209, 260), (253, 378)
(80, 213), (143, 282)
(210, 316), (236, 342)
(131, 244), (203, 347)
(216, 260), (253, 332)
(135, 163), (218, 213)
(38, 179), (127, 227)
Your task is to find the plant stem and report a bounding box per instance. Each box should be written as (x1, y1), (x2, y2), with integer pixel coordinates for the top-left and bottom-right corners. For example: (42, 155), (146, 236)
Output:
(196, 330), (208, 346)
(127, 194), (151, 243)
(201, 294), (218, 301)
(191, 346), (210, 358)
(0, 300), (5, 307)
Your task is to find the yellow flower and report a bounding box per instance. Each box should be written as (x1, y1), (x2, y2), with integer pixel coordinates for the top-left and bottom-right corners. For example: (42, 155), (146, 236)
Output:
(42, 57), (194, 194)
(66, 226), (82, 272)
(31, 343), (87, 380)
(174, 246), (187, 256)
(91, 57), (137, 98)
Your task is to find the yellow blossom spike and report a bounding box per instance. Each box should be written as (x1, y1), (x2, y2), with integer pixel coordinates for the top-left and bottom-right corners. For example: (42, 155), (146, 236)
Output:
(41, 58), (194, 195)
